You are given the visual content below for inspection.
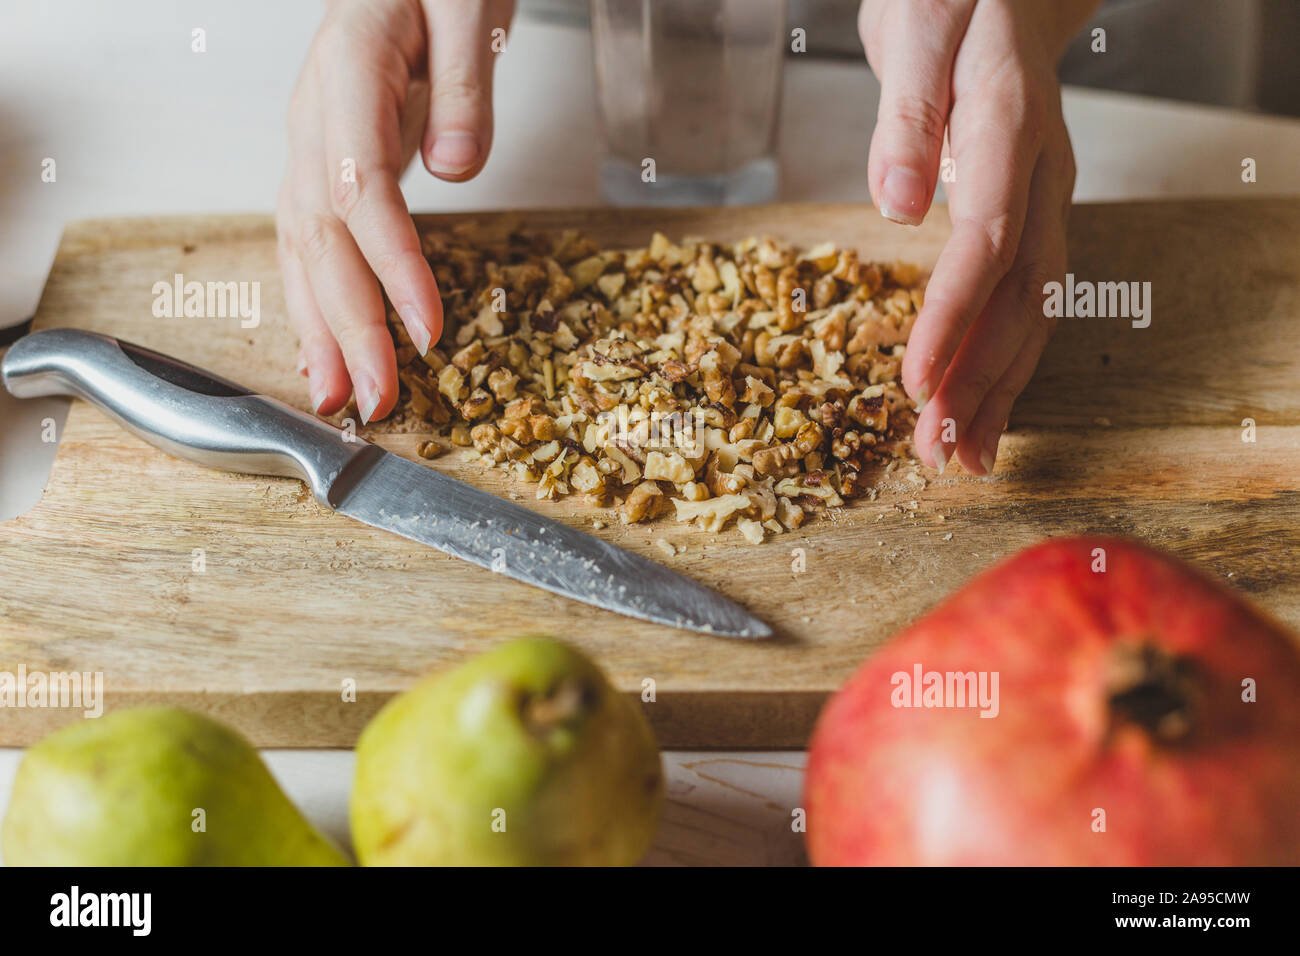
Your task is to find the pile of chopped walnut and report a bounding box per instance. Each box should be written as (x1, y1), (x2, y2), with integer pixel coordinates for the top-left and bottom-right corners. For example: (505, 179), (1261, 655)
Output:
(385, 223), (924, 543)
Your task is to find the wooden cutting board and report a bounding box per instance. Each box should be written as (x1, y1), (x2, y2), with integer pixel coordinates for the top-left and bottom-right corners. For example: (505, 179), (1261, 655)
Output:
(2, 201), (1297, 747)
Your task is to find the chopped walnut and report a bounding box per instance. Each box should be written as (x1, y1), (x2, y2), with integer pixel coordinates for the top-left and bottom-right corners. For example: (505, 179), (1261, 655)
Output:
(671, 493), (751, 533)
(752, 443), (799, 479)
(437, 364), (467, 403)
(384, 226), (924, 543)
(776, 497), (805, 531)
(622, 481), (663, 523)
(643, 450), (695, 485)
(461, 388), (495, 421)
(487, 367), (519, 402)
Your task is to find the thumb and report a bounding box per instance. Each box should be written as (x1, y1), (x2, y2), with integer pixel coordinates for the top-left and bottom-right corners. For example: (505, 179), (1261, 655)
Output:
(421, 0), (515, 181)
(861, 0), (974, 225)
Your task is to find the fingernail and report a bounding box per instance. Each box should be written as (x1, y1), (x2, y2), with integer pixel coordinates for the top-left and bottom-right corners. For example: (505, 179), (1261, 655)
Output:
(932, 442), (948, 475)
(428, 131), (479, 175)
(310, 378), (329, 414)
(914, 384), (930, 412)
(297, 350), (308, 376)
(879, 166), (927, 226)
(356, 374), (380, 424)
(400, 305), (432, 356)
(981, 435), (999, 476)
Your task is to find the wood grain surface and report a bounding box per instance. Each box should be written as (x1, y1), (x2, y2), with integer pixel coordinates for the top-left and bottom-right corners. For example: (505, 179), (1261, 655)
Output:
(1, 200), (1296, 747)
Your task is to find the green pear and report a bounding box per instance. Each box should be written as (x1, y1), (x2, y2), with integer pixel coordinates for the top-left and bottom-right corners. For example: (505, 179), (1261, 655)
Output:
(352, 637), (663, 866)
(1, 707), (348, 866)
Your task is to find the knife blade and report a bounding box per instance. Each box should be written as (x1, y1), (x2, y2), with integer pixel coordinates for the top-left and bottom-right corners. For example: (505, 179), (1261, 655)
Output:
(334, 451), (769, 636)
(1, 328), (771, 638)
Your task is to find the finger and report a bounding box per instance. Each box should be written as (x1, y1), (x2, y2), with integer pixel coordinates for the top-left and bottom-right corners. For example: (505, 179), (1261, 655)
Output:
(320, 40), (443, 358)
(291, 203), (399, 425)
(912, 270), (1030, 473)
(914, 145), (1067, 473)
(860, 0), (975, 225)
(420, 0), (514, 181)
(283, 61), (398, 424)
(276, 225), (351, 416)
(960, 313), (1054, 476)
(900, 70), (1043, 407)
(960, 148), (1073, 474)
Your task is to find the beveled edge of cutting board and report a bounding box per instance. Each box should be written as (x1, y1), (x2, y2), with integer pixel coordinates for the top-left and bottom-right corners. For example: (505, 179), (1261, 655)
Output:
(0, 687), (827, 749)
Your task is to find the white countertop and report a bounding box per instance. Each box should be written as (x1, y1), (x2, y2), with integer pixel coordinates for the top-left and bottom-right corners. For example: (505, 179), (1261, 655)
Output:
(2, 0), (1299, 865)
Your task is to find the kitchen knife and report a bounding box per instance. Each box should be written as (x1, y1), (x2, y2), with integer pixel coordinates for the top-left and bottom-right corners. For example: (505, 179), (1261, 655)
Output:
(1, 328), (771, 638)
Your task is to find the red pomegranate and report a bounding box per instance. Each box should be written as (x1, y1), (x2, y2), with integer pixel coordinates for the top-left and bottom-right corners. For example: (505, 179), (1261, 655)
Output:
(804, 537), (1300, 865)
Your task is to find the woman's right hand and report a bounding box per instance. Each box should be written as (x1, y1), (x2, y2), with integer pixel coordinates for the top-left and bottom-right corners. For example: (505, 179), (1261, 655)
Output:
(276, 0), (515, 423)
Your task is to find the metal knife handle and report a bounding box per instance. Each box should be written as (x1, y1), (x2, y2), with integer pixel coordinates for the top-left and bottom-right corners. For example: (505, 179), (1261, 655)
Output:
(1, 328), (377, 505)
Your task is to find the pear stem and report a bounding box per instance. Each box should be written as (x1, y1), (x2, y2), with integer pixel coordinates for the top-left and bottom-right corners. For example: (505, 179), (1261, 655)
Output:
(521, 678), (596, 735)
